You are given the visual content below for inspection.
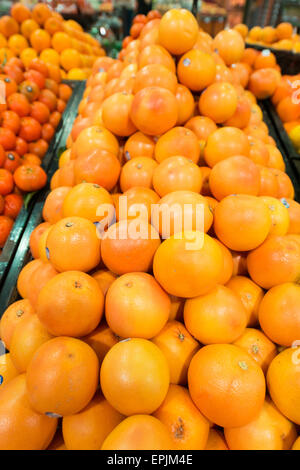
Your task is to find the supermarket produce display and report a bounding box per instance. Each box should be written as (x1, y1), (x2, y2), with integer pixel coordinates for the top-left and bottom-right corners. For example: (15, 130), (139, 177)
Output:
(0, 3), (300, 452)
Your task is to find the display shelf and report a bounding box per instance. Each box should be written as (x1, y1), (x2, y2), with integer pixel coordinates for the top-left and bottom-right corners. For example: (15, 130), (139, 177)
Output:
(0, 80), (85, 299)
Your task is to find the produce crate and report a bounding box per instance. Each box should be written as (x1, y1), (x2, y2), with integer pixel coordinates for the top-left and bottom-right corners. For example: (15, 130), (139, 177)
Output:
(245, 42), (300, 75)
(0, 80), (85, 298)
(260, 99), (300, 202)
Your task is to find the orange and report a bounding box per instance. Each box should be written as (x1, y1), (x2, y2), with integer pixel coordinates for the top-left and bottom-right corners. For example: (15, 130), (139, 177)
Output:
(20, 47), (37, 67)
(134, 63), (177, 94)
(0, 298), (34, 350)
(158, 8), (198, 55)
(184, 285), (247, 344)
(120, 157), (158, 192)
(225, 398), (297, 450)
(214, 195), (271, 251)
(284, 198), (300, 234)
(254, 50), (276, 70)
(30, 29), (51, 52)
(101, 415), (173, 450)
(0, 375), (57, 450)
(102, 92), (136, 137)
(261, 26), (277, 44)
(46, 216), (101, 272)
(92, 270), (118, 297)
(26, 337), (99, 416)
(101, 220), (160, 275)
(213, 29), (245, 65)
(258, 165), (279, 197)
(188, 344), (265, 427)
(292, 437), (300, 450)
(153, 232), (223, 298)
(248, 137), (269, 166)
(105, 272), (170, 339)
(258, 282), (300, 347)
(20, 19), (39, 39)
(276, 96), (300, 123)
(260, 196), (289, 236)
(60, 48), (81, 71)
(130, 86), (178, 136)
(44, 16), (63, 35)
(267, 347), (300, 424)
(9, 314), (52, 373)
(215, 239), (234, 285)
(270, 169), (294, 199)
(247, 235), (300, 289)
(62, 182), (113, 224)
(154, 126), (200, 164)
(199, 82), (238, 124)
(32, 3), (52, 26)
(153, 156), (202, 197)
(151, 190), (213, 238)
(0, 353), (18, 387)
(11, 3), (32, 23)
(42, 186), (71, 224)
(124, 131), (155, 160)
(100, 338), (169, 415)
(37, 271), (104, 338)
(115, 185), (159, 221)
(175, 84), (194, 125)
(0, 16), (19, 38)
(8, 34), (28, 55)
(248, 68), (279, 99)
(40, 48), (60, 66)
(276, 22), (293, 40)
(74, 149), (120, 191)
(233, 328), (277, 374)
(224, 93), (251, 128)
(152, 320), (199, 385)
(205, 429), (228, 450)
(82, 322), (119, 364)
(177, 49), (216, 91)
(17, 258), (43, 297)
(204, 126), (250, 167)
(185, 115), (217, 141)
(153, 385), (209, 450)
(226, 275), (263, 327)
(209, 155), (260, 201)
(71, 125), (119, 159)
(27, 261), (58, 309)
(234, 23), (248, 39)
(62, 393), (123, 450)
(138, 44), (176, 73)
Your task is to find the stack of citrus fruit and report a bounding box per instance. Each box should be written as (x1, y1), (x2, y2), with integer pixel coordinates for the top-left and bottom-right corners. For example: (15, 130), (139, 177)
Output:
(0, 2), (105, 80)
(0, 56), (72, 250)
(240, 22), (300, 54)
(1, 8), (300, 451)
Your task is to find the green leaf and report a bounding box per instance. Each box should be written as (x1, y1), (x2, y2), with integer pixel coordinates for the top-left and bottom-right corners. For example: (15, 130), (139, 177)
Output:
(23, 191), (37, 210)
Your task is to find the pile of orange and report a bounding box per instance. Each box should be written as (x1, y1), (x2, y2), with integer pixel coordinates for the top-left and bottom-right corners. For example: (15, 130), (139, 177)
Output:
(0, 2), (105, 80)
(1, 8), (300, 451)
(0, 56), (72, 250)
(238, 22), (300, 53)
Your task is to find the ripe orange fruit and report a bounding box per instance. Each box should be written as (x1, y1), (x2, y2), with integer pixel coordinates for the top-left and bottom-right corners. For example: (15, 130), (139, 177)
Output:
(260, 196), (289, 236)
(62, 182), (113, 224)
(204, 126), (250, 167)
(27, 261), (58, 309)
(224, 398), (297, 450)
(46, 216), (101, 272)
(254, 50), (276, 70)
(29, 222), (50, 259)
(37, 271), (104, 337)
(153, 232), (223, 298)
(0, 375), (57, 450)
(152, 320), (199, 385)
(120, 157), (158, 192)
(153, 156), (202, 197)
(100, 338), (169, 415)
(26, 337), (99, 416)
(62, 393), (123, 450)
(188, 344), (265, 427)
(214, 195), (271, 251)
(0, 353), (18, 387)
(155, 126), (200, 164)
(248, 68), (279, 99)
(30, 28), (51, 52)
(151, 190), (213, 238)
(82, 321), (119, 364)
(9, 314), (53, 372)
(154, 384), (209, 450)
(175, 84), (194, 125)
(0, 298), (34, 350)
(177, 49), (216, 91)
(134, 63), (177, 94)
(32, 3), (52, 26)
(124, 131), (155, 160)
(158, 8), (198, 55)
(184, 285), (247, 344)
(74, 149), (120, 191)
(233, 328), (277, 374)
(205, 429), (228, 450)
(42, 186), (71, 224)
(247, 235), (300, 289)
(209, 155), (260, 200)
(72, 125), (119, 159)
(199, 82), (238, 123)
(258, 282), (300, 347)
(130, 86), (178, 136)
(267, 347), (300, 425)
(226, 275), (263, 327)
(102, 92), (137, 137)
(214, 29), (245, 65)
(105, 272), (170, 339)
(284, 198), (300, 234)
(102, 415), (173, 450)
(101, 220), (160, 275)
(270, 168), (294, 199)
(116, 186), (159, 222)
